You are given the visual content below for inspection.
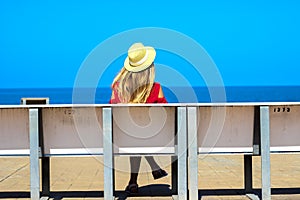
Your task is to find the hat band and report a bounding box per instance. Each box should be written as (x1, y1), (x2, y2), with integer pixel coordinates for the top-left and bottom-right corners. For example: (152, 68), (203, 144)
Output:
(129, 50), (149, 66)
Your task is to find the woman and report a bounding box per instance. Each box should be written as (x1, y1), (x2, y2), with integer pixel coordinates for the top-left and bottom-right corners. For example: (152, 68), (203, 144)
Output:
(110, 42), (168, 194)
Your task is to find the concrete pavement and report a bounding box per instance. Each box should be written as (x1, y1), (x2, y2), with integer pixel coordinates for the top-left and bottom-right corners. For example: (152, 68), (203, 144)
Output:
(1, 154), (300, 199)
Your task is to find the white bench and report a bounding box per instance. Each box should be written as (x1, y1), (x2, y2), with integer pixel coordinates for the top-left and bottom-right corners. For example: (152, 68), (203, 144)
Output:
(41, 105), (182, 199)
(0, 104), (185, 200)
(187, 103), (300, 200)
(1, 103), (300, 200)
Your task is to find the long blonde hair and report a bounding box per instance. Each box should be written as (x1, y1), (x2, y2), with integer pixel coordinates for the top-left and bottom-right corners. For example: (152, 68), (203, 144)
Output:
(112, 63), (155, 103)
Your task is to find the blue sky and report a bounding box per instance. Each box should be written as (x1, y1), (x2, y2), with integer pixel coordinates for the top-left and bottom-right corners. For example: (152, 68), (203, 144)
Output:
(0, 0), (300, 88)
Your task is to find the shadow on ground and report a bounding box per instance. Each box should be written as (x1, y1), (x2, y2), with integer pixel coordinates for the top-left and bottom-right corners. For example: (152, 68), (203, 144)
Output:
(116, 184), (172, 200)
(1, 187), (300, 199)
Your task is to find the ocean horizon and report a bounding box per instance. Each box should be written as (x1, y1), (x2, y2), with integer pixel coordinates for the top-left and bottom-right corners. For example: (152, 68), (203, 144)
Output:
(0, 86), (300, 105)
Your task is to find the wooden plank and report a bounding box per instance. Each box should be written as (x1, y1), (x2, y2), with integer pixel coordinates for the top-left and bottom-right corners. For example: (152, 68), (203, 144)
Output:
(197, 106), (254, 153)
(270, 105), (300, 151)
(42, 107), (103, 155)
(112, 106), (175, 154)
(0, 108), (29, 155)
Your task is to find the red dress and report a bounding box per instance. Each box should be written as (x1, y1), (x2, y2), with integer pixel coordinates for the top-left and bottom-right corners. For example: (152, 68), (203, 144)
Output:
(109, 82), (167, 104)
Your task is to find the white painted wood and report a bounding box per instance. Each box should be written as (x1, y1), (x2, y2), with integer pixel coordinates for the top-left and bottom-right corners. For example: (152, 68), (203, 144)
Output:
(0, 108), (29, 154)
(270, 105), (300, 149)
(2, 102), (300, 109)
(197, 106), (254, 153)
(112, 107), (175, 154)
(42, 107), (103, 155)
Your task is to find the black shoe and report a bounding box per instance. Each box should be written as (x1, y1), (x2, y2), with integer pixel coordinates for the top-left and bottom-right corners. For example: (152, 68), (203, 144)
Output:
(152, 169), (168, 180)
(125, 183), (138, 194)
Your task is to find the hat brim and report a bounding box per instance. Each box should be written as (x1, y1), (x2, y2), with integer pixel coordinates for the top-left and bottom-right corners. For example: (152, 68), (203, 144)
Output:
(124, 46), (156, 72)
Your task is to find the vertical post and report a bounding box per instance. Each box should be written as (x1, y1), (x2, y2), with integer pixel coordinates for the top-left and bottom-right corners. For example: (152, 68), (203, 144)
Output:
(172, 107), (179, 195)
(29, 108), (40, 200)
(187, 107), (198, 200)
(39, 109), (50, 197)
(177, 107), (187, 200)
(244, 155), (253, 193)
(103, 107), (114, 200)
(260, 106), (271, 200)
(171, 156), (178, 195)
(41, 157), (50, 196)
(253, 106), (261, 156)
(22, 98), (50, 197)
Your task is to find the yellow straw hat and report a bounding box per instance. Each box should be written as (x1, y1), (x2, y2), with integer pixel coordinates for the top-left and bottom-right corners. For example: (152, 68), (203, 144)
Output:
(124, 42), (156, 72)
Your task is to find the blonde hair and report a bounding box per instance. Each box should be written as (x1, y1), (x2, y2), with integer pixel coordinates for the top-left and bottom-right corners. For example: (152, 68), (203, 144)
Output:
(112, 63), (155, 103)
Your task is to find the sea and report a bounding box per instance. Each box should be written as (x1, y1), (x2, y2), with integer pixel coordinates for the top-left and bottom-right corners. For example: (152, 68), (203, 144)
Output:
(0, 86), (300, 105)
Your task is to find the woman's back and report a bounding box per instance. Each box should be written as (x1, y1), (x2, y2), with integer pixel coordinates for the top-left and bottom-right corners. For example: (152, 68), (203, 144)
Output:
(110, 82), (167, 104)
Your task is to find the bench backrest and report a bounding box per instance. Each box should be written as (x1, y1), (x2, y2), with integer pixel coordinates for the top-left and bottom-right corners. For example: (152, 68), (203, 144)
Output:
(0, 108), (29, 155)
(42, 107), (103, 156)
(1, 104), (300, 156)
(270, 105), (300, 152)
(197, 106), (254, 153)
(112, 107), (176, 154)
